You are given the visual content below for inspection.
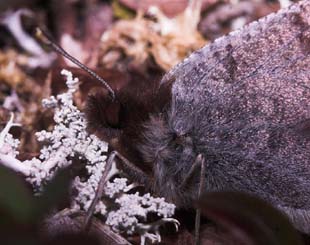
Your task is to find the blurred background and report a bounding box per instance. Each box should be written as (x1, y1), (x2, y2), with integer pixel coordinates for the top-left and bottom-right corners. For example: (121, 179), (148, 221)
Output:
(0, 1), (304, 244)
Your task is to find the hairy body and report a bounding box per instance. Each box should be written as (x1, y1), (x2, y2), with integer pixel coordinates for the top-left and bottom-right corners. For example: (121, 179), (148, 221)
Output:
(86, 1), (310, 234)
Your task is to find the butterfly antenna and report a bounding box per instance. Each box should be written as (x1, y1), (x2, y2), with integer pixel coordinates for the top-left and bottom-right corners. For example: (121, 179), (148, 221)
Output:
(35, 27), (115, 100)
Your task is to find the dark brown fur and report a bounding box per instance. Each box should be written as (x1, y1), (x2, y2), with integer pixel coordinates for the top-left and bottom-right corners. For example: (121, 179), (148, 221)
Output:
(85, 0), (310, 234)
(85, 67), (171, 176)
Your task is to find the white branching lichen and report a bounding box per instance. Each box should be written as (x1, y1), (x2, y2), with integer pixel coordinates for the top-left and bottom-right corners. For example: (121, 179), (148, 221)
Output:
(0, 69), (178, 244)
(107, 193), (177, 233)
(0, 113), (20, 155)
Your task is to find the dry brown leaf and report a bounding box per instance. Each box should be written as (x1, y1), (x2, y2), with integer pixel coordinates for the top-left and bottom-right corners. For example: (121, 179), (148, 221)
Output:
(0, 49), (26, 87)
(99, 0), (207, 72)
(0, 49), (55, 155)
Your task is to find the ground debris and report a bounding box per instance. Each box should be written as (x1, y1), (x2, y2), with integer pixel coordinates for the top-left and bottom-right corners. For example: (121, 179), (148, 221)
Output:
(99, 0), (207, 72)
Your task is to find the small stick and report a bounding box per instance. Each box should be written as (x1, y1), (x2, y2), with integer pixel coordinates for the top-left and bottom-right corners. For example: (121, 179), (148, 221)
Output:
(35, 27), (115, 100)
(83, 151), (150, 231)
(83, 151), (117, 230)
(180, 154), (201, 189)
(194, 154), (205, 245)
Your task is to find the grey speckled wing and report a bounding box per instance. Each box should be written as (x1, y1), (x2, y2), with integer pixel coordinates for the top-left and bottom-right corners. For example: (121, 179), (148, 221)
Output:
(161, 0), (310, 233)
